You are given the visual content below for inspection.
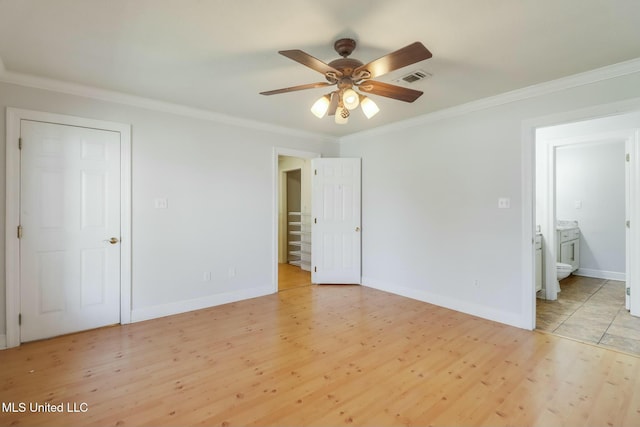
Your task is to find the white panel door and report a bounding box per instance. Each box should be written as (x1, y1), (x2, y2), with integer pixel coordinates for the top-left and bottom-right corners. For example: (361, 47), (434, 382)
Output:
(311, 158), (361, 284)
(20, 120), (121, 342)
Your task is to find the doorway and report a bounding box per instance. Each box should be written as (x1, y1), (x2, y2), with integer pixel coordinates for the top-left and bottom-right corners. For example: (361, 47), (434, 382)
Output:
(5, 108), (132, 348)
(273, 148), (319, 292)
(280, 165), (310, 291)
(531, 111), (640, 353)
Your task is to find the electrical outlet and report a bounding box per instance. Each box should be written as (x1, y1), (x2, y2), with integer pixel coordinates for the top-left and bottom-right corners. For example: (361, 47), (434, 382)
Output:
(498, 197), (510, 209)
(203, 272), (211, 281)
(228, 267), (236, 278)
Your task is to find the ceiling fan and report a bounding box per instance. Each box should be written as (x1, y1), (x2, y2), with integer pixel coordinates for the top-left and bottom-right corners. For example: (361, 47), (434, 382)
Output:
(260, 38), (432, 124)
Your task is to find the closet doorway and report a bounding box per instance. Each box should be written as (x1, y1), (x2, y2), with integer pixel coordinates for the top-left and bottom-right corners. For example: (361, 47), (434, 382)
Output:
(276, 152), (315, 291)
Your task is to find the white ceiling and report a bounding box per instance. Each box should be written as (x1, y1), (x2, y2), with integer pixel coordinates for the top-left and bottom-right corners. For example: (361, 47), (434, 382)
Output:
(1, 0), (640, 137)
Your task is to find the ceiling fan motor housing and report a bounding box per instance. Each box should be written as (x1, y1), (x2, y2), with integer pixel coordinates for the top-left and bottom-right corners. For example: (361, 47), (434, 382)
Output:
(327, 39), (366, 84)
(334, 38), (357, 57)
(327, 58), (364, 83)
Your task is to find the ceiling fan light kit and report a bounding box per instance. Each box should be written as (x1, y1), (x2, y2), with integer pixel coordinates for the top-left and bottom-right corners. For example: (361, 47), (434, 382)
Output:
(260, 38), (432, 124)
(310, 95), (331, 118)
(342, 88), (360, 110)
(360, 95), (380, 119)
(335, 105), (349, 124)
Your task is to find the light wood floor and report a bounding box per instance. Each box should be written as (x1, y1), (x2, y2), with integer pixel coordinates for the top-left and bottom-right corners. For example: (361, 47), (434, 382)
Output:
(278, 262), (311, 291)
(1, 285), (640, 427)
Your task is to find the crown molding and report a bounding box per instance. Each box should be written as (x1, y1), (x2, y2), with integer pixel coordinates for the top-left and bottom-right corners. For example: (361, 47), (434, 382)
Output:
(2, 52), (639, 144)
(339, 57), (640, 143)
(0, 60), (338, 144)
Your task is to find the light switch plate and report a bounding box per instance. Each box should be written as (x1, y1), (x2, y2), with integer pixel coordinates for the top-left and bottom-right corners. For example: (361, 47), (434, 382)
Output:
(498, 197), (511, 209)
(154, 198), (168, 209)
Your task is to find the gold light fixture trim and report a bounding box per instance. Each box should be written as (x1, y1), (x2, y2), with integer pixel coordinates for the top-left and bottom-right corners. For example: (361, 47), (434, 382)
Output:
(310, 89), (379, 124)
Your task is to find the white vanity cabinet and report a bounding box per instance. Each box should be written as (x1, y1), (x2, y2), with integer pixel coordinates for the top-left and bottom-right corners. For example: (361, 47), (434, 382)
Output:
(557, 227), (580, 272)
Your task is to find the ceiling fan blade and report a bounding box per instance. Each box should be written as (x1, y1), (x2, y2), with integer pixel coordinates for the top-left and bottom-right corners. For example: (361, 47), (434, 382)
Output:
(260, 82), (333, 96)
(354, 42), (432, 79)
(279, 49), (343, 77)
(327, 92), (339, 116)
(358, 80), (423, 103)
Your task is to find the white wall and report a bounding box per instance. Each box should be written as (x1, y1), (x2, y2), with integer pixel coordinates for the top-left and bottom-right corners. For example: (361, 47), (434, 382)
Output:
(556, 141), (626, 277)
(3, 64), (640, 339)
(339, 69), (640, 328)
(0, 81), (338, 339)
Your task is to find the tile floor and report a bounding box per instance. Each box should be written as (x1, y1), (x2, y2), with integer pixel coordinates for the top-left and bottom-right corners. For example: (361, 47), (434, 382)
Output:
(536, 275), (640, 355)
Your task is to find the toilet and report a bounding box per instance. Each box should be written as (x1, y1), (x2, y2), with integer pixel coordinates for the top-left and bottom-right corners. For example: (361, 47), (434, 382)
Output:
(557, 263), (572, 280)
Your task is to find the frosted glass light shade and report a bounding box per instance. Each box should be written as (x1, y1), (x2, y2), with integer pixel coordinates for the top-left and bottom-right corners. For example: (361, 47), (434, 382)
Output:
(310, 95), (331, 118)
(335, 106), (349, 124)
(360, 96), (380, 119)
(342, 89), (360, 110)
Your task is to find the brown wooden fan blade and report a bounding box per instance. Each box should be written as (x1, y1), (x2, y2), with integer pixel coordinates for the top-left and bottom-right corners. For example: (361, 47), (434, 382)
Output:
(279, 50), (343, 77)
(354, 42), (432, 79)
(327, 92), (339, 116)
(358, 80), (423, 103)
(260, 82), (333, 96)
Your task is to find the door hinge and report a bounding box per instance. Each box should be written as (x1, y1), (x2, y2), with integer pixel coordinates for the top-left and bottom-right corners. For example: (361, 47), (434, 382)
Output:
(626, 153), (630, 162)
(17, 225), (22, 239)
(314, 218), (317, 224)
(627, 287), (631, 296)
(314, 169), (317, 175)
(314, 266), (317, 272)
(18, 313), (22, 326)
(18, 137), (22, 150)
(627, 220), (631, 228)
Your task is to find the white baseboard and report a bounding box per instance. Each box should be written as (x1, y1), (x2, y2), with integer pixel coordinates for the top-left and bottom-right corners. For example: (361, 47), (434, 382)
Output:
(131, 285), (273, 323)
(361, 276), (527, 329)
(574, 268), (626, 281)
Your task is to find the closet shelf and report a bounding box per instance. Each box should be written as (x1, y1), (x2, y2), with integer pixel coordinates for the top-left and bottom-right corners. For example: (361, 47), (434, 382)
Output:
(286, 209), (311, 271)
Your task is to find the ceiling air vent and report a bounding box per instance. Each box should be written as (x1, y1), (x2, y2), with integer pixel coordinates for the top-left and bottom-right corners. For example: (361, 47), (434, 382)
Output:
(396, 69), (432, 84)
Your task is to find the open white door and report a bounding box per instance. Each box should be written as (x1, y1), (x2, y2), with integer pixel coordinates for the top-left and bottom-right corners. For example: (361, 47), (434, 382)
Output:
(311, 158), (361, 284)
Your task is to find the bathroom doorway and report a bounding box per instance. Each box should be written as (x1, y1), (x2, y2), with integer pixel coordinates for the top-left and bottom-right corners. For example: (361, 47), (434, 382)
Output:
(533, 112), (640, 354)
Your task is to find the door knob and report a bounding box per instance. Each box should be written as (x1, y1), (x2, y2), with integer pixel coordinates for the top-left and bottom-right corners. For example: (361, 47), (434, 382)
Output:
(355, 227), (360, 232)
(105, 237), (119, 244)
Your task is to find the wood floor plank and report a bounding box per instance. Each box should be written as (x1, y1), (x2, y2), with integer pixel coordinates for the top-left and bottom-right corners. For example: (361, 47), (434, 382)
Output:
(1, 285), (639, 426)
(278, 263), (311, 291)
